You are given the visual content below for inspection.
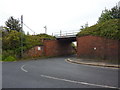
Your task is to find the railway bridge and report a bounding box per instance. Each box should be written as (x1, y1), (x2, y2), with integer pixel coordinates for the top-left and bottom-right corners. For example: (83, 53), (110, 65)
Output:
(43, 30), (79, 56)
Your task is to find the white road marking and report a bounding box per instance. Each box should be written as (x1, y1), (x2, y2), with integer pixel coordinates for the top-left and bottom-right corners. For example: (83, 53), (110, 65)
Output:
(21, 65), (28, 72)
(41, 74), (119, 89)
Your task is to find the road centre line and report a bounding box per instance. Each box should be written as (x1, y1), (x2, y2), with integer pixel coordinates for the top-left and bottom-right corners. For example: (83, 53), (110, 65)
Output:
(21, 65), (28, 72)
(41, 74), (119, 89)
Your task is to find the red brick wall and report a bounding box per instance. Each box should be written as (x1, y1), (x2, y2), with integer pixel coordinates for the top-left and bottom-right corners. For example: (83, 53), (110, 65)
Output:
(23, 46), (44, 58)
(43, 40), (73, 56)
(77, 36), (119, 60)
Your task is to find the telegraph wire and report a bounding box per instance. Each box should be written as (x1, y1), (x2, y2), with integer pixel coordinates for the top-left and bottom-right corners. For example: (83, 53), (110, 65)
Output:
(23, 23), (37, 35)
(20, 15), (37, 59)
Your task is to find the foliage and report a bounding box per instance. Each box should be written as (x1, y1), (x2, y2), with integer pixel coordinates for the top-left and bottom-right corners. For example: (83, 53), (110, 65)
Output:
(77, 19), (120, 40)
(2, 27), (56, 61)
(24, 35), (43, 50)
(77, 5), (120, 40)
(110, 5), (120, 19)
(81, 22), (89, 29)
(1, 16), (56, 61)
(0, 55), (1, 61)
(37, 33), (55, 39)
(2, 30), (26, 58)
(24, 34), (55, 50)
(5, 16), (22, 32)
(98, 6), (120, 23)
(98, 9), (112, 23)
(3, 56), (16, 61)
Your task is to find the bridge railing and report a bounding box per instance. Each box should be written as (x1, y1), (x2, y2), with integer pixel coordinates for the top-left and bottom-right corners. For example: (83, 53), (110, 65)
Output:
(53, 30), (80, 38)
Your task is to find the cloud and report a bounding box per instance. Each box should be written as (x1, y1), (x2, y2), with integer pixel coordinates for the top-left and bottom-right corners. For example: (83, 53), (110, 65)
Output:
(0, 0), (119, 35)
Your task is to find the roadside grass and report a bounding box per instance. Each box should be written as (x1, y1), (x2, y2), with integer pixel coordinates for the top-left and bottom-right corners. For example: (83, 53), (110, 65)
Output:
(1, 55), (63, 62)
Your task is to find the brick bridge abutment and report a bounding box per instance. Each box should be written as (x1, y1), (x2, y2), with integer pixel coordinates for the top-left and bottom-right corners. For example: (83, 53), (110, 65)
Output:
(43, 35), (120, 61)
(43, 39), (75, 56)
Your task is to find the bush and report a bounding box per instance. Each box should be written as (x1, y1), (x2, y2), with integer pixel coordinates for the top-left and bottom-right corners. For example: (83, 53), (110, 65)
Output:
(77, 19), (120, 40)
(0, 54), (2, 61)
(4, 56), (16, 61)
(2, 50), (15, 60)
(2, 50), (18, 61)
(97, 5), (120, 23)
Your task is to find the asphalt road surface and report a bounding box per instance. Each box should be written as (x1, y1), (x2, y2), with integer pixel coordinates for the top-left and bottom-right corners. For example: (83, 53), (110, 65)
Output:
(2, 56), (119, 88)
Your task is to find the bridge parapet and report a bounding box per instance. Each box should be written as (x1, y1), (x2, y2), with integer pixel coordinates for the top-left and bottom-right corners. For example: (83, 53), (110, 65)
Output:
(53, 30), (80, 38)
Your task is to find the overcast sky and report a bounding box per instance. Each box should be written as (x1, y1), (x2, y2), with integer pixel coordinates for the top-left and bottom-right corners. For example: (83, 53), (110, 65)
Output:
(0, 0), (119, 35)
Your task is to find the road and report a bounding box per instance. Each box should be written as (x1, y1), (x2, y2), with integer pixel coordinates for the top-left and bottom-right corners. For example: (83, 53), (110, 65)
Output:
(2, 56), (119, 88)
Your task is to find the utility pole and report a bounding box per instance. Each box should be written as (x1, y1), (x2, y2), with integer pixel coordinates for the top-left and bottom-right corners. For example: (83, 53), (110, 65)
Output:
(21, 15), (23, 58)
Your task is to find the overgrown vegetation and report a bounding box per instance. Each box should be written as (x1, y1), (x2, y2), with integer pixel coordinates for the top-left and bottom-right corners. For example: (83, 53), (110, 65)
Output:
(98, 6), (120, 23)
(77, 19), (120, 40)
(77, 5), (120, 40)
(1, 16), (55, 61)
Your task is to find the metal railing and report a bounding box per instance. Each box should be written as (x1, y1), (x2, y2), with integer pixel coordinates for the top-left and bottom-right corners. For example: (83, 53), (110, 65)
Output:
(53, 30), (80, 38)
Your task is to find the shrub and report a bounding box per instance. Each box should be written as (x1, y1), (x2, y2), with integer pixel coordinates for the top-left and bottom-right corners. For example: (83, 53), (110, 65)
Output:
(4, 56), (16, 61)
(0, 54), (2, 61)
(77, 19), (120, 40)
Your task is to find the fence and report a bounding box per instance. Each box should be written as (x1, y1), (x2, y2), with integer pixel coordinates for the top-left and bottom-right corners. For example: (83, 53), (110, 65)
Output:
(53, 30), (80, 38)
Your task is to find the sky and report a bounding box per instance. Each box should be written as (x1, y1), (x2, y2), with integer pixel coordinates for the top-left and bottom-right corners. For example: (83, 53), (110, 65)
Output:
(0, 0), (120, 35)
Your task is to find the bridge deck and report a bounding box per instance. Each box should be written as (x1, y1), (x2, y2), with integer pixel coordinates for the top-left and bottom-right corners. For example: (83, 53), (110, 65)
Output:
(54, 30), (79, 41)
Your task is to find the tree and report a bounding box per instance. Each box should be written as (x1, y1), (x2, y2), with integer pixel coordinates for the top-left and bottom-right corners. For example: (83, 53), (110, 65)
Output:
(98, 5), (120, 23)
(5, 16), (22, 32)
(110, 5), (120, 19)
(2, 30), (26, 58)
(98, 9), (112, 23)
(2, 30), (21, 50)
